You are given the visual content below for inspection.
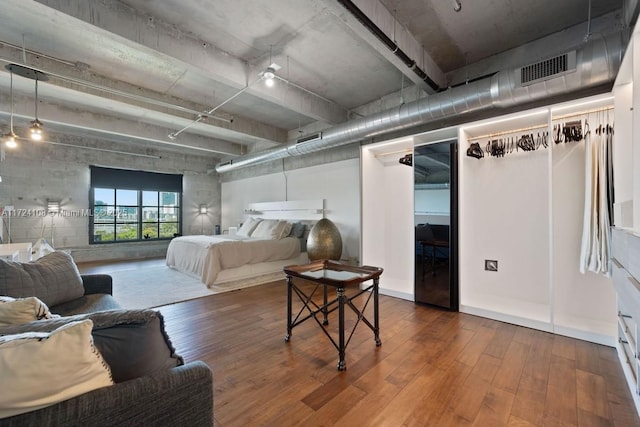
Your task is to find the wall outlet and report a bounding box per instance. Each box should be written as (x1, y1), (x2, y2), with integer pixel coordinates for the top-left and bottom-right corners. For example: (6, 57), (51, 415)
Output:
(485, 260), (498, 272)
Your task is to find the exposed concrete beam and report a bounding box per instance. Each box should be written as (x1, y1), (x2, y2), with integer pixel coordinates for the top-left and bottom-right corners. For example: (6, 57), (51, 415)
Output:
(0, 94), (242, 157)
(0, 40), (288, 147)
(319, 0), (446, 93)
(30, 0), (347, 124)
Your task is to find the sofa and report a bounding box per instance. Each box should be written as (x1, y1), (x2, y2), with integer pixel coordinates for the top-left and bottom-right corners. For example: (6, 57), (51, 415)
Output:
(0, 252), (214, 426)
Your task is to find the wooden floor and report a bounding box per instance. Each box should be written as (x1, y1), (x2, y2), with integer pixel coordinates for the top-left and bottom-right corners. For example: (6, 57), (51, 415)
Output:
(82, 259), (640, 426)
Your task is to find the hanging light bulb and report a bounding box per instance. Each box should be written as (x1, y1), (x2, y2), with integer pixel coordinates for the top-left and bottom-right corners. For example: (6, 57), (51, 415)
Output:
(4, 132), (17, 148)
(264, 67), (276, 87)
(29, 76), (43, 141)
(3, 68), (17, 149)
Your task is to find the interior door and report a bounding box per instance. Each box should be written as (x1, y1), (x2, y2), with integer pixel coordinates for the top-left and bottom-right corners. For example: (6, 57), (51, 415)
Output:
(414, 141), (458, 310)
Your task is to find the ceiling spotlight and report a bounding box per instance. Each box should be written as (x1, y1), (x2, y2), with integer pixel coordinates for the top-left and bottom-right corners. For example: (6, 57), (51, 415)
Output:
(453, 0), (462, 12)
(263, 67), (276, 87)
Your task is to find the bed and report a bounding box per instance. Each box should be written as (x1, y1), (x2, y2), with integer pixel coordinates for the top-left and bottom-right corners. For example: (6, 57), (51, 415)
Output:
(167, 200), (324, 287)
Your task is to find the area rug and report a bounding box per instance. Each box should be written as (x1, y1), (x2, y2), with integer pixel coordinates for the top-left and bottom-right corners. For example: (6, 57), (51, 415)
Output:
(108, 265), (284, 309)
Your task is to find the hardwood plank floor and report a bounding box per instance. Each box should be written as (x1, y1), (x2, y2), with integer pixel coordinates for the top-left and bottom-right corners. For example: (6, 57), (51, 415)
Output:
(82, 259), (640, 426)
(160, 283), (640, 427)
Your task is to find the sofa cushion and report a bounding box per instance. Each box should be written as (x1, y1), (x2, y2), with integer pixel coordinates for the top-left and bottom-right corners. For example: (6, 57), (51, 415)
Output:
(51, 294), (121, 317)
(0, 251), (84, 307)
(0, 296), (60, 326)
(0, 309), (184, 383)
(0, 319), (114, 419)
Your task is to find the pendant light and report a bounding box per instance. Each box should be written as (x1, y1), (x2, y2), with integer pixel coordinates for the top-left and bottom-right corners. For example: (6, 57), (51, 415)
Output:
(3, 68), (17, 149)
(3, 64), (49, 147)
(29, 75), (43, 141)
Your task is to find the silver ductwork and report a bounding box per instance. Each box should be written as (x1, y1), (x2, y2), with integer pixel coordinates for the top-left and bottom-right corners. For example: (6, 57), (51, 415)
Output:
(216, 31), (625, 173)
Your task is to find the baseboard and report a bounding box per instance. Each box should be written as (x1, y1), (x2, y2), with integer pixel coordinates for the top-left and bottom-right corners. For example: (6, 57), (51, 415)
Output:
(460, 304), (553, 333)
(378, 287), (413, 301)
(553, 324), (616, 347)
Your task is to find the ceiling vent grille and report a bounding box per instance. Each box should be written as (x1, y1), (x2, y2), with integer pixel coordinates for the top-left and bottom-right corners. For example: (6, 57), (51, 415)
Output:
(296, 132), (322, 144)
(518, 51), (576, 86)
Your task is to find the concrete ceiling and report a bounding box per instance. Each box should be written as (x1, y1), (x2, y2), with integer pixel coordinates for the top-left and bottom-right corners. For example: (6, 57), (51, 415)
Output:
(0, 0), (627, 162)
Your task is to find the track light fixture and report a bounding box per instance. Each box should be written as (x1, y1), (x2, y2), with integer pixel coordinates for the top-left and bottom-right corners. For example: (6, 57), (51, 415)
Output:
(453, 0), (462, 12)
(167, 63), (278, 140)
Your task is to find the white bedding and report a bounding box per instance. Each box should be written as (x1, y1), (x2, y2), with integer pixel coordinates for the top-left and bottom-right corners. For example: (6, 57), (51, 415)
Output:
(165, 234), (301, 286)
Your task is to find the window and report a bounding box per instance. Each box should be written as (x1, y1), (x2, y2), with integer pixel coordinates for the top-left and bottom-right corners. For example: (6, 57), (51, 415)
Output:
(90, 167), (182, 244)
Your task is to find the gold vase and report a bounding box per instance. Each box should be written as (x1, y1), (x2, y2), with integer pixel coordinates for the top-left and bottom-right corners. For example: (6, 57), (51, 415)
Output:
(307, 218), (343, 261)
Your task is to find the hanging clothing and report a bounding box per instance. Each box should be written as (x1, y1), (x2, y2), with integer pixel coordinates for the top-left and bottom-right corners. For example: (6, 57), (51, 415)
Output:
(579, 118), (613, 276)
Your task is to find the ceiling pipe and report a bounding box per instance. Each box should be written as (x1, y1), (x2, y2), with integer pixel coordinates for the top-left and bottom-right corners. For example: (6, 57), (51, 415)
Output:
(335, 0), (441, 93)
(216, 31), (625, 174)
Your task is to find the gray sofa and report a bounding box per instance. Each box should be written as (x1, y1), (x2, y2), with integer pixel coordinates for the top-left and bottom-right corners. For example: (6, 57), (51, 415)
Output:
(0, 252), (214, 426)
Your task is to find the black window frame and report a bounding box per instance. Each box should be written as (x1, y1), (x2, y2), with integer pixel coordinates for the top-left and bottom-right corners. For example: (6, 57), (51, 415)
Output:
(89, 166), (183, 244)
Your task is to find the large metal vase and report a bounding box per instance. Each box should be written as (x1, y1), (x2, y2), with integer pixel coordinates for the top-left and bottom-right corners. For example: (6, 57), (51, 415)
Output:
(307, 218), (343, 261)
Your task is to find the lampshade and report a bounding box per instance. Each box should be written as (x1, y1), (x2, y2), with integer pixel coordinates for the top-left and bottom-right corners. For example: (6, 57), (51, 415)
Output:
(307, 218), (343, 261)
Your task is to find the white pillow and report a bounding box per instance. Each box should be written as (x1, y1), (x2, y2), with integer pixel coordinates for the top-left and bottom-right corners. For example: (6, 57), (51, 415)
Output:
(0, 296), (60, 327)
(250, 220), (292, 240)
(237, 218), (261, 237)
(0, 319), (114, 419)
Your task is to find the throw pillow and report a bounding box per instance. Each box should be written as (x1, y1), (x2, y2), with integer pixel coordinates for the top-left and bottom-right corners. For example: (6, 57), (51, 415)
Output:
(0, 309), (184, 383)
(237, 218), (261, 237)
(251, 219), (292, 240)
(288, 222), (306, 238)
(0, 319), (113, 419)
(0, 296), (60, 327)
(0, 251), (84, 307)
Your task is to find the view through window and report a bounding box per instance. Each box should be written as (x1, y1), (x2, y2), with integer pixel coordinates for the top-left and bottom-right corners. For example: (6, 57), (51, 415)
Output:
(93, 189), (180, 242)
(90, 166), (182, 244)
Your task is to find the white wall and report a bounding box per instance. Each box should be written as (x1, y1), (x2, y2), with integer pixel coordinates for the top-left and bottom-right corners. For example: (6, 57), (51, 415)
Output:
(613, 82), (634, 224)
(552, 139), (616, 341)
(221, 158), (361, 261)
(361, 146), (414, 299)
(458, 96), (616, 345)
(460, 138), (552, 325)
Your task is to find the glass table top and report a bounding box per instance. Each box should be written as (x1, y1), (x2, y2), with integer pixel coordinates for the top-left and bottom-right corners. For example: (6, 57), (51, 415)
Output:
(299, 269), (370, 281)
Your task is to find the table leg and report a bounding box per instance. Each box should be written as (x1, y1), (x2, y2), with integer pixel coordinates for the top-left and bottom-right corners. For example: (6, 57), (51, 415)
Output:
(421, 242), (425, 279)
(322, 284), (329, 325)
(432, 245), (437, 276)
(285, 275), (292, 342)
(374, 278), (381, 346)
(337, 287), (346, 371)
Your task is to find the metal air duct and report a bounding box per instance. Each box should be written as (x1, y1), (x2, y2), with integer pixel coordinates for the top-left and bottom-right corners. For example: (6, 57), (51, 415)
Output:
(216, 31), (625, 173)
